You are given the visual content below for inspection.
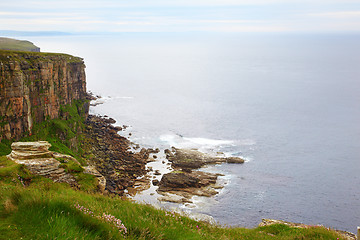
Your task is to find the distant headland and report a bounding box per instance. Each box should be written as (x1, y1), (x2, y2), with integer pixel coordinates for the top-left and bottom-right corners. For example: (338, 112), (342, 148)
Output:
(0, 37), (40, 52)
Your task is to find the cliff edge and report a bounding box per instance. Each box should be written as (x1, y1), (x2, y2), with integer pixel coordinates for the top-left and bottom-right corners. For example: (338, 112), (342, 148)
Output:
(0, 50), (88, 141)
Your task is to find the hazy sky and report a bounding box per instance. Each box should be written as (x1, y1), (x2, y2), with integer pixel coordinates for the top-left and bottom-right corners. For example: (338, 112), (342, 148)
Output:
(1, 0), (360, 33)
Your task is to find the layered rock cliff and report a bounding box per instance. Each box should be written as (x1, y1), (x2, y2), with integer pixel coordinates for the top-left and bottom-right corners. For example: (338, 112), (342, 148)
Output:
(0, 50), (87, 141)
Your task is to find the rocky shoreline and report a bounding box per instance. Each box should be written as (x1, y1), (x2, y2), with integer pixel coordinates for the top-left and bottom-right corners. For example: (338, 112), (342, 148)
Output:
(82, 114), (151, 195)
(83, 94), (246, 202)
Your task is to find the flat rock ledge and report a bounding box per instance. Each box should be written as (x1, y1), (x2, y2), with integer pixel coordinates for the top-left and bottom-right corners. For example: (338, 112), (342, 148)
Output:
(259, 219), (356, 240)
(157, 171), (223, 203)
(165, 148), (245, 170)
(7, 141), (105, 190)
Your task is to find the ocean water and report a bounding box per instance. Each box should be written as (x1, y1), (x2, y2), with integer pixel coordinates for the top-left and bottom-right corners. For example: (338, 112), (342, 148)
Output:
(27, 33), (360, 232)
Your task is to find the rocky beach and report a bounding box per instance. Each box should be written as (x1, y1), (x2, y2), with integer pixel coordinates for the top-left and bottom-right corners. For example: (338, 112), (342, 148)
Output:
(83, 108), (246, 205)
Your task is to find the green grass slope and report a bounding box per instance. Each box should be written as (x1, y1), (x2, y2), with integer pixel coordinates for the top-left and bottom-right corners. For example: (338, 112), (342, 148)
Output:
(0, 37), (40, 52)
(0, 156), (347, 240)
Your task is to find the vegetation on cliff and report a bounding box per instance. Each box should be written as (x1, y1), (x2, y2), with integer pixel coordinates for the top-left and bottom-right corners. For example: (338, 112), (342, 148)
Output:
(0, 37), (40, 52)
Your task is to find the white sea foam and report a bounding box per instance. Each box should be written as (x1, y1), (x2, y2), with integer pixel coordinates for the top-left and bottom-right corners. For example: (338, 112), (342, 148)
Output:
(90, 95), (134, 106)
(159, 134), (235, 150)
(183, 137), (234, 146)
(114, 96), (134, 99)
(158, 133), (254, 161)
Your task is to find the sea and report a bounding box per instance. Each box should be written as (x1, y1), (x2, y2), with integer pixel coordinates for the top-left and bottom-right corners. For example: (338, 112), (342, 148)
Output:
(25, 33), (360, 232)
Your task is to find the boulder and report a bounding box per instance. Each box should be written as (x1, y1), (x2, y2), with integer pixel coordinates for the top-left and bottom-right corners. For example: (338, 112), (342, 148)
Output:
(83, 166), (107, 193)
(7, 141), (53, 160)
(152, 179), (160, 186)
(158, 172), (200, 189)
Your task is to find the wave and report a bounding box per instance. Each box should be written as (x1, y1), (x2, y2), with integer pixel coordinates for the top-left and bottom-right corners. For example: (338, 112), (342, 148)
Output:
(159, 133), (255, 162)
(182, 137), (234, 146)
(90, 95), (134, 107)
(159, 134), (233, 150)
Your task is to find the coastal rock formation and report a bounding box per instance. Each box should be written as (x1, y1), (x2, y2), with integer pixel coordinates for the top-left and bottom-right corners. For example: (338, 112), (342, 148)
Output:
(0, 51), (88, 141)
(157, 171), (223, 203)
(7, 141), (78, 186)
(165, 147), (244, 171)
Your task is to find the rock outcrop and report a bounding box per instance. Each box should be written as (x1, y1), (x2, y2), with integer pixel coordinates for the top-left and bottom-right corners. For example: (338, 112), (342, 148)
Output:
(0, 51), (88, 141)
(7, 141), (107, 191)
(7, 141), (78, 186)
(157, 171), (222, 203)
(165, 148), (245, 171)
(83, 165), (107, 193)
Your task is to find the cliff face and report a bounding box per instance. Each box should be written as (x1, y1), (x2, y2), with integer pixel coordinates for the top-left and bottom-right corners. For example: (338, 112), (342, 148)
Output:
(0, 51), (87, 141)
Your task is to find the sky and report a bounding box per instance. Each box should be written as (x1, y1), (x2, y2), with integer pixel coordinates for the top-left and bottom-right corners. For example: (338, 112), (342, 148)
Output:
(1, 0), (360, 33)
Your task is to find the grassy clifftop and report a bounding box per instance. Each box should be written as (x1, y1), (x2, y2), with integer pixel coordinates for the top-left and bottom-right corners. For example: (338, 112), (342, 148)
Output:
(0, 156), (347, 240)
(0, 37), (40, 52)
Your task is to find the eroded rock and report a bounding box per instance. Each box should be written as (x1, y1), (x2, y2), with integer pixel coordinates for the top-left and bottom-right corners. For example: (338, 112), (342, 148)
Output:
(7, 141), (78, 187)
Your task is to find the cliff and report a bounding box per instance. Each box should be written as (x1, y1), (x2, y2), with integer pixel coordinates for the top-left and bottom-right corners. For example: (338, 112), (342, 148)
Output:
(0, 50), (88, 141)
(0, 50), (148, 195)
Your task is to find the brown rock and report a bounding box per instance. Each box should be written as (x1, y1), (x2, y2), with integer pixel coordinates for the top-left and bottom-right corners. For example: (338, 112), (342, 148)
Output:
(0, 52), (87, 141)
(157, 170), (223, 203)
(225, 157), (245, 164)
(152, 179), (160, 186)
(158, 172), (200, 189)
(167, 148), (245, 170)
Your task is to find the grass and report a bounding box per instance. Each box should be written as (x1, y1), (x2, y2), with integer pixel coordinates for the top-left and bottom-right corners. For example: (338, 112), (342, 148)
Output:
(0, 49), (84, 63)
(0, 139), (11, 156)
(0, 156), (348, 240)
(0, 37), (39, 52)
